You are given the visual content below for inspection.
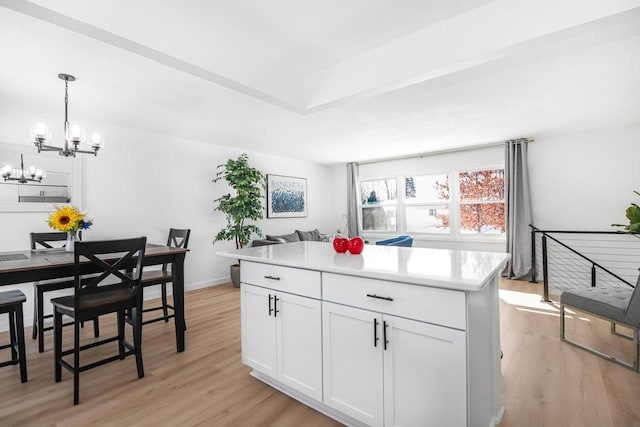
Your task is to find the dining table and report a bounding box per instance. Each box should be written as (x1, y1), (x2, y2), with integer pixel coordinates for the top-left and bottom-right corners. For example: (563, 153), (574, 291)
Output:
(0, 243), (189, 352)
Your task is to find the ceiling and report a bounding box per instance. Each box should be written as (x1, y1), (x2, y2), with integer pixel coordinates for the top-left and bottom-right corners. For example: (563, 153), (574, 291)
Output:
(0, 0), (639, 165)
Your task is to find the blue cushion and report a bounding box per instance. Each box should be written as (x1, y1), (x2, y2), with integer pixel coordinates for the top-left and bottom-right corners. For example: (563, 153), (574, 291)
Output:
(376, 235), (413, 247)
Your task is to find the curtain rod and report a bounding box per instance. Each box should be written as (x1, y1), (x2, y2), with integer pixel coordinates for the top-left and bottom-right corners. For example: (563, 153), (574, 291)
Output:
(358, 138), (534, 165)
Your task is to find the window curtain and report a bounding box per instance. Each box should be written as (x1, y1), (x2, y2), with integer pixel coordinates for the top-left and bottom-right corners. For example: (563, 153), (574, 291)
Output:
(346, 162), (361, 238)
(504, 139), (533, 279)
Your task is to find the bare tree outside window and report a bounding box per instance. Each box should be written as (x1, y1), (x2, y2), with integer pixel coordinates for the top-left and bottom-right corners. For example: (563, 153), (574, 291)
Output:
(361, 179), (397, 232)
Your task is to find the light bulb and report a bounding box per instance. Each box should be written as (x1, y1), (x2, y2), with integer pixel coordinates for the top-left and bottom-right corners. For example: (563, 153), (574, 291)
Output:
(34, 122), (47, 137)
(28, 165), (36, 176)
(69, 123), (82, 142)
(36, 169), (44, 178)
(89, 131), (103, 148)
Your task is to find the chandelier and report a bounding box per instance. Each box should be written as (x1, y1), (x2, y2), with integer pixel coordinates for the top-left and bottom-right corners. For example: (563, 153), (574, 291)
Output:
(1, 154), (44, 183)
(31, 73), (104, 157)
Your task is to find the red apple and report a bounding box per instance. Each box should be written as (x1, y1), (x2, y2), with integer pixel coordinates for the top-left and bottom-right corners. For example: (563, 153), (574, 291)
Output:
(333, 237), (349, 253)
(347, 237), (364, 254)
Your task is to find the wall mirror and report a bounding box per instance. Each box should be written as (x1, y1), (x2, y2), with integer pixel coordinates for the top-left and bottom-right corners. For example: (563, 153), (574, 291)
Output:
(0, 142), (81, 212)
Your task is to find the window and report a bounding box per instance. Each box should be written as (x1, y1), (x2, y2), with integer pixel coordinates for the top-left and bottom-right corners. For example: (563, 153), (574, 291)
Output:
(361, 178), (397, 232)
(360, 167), (505, 238)
(458, 169), (505, 235)
(405, 174), (449, 234)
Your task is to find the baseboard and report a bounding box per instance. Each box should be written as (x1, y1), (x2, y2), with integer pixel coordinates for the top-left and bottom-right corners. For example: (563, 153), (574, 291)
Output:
(143, 278), (232, 299)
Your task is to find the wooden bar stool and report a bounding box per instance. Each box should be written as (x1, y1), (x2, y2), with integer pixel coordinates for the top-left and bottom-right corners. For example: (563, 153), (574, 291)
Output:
(140, 228), (190, 326)
(31, 231), (99, 353)
(0, 290), (28, 383)
(53, 237), (146, 405)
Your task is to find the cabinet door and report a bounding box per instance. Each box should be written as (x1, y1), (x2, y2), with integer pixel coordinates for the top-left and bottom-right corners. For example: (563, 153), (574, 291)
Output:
(241, 284), (276, 376)
(383, 314), (467, 427)
(276, 292), (323, 401)
(322, 302), (384, 427)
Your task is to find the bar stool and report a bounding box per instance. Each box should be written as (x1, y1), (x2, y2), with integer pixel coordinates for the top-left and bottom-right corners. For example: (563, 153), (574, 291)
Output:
(0, 290), (27, 383)
(140, 228), (190, 326)
(31, 231), (99, 353)
(52, 237), (147, 405)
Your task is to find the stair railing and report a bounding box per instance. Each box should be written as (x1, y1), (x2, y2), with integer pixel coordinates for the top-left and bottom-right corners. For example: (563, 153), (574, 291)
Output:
(529, 225), (637, 301)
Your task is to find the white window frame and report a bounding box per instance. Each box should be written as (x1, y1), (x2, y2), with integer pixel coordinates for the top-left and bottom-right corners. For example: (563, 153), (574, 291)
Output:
(359, 164), (505, 242)
(403, 173), (451, 235)
(360, 177), (399, 234)
(455, 167), (506, 236)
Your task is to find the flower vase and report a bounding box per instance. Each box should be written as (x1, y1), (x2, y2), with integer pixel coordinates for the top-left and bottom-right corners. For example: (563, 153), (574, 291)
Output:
(65, 231), (77, 253)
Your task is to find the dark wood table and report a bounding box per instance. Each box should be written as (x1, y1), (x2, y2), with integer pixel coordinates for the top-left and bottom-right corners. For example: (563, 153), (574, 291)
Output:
(0, 244), (189, 352)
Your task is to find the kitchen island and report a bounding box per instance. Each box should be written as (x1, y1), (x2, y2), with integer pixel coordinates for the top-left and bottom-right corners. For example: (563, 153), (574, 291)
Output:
(217, 241), (509, 427)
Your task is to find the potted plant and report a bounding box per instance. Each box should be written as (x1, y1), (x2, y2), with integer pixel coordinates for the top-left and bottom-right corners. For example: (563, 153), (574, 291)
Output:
(612, 190), (640, 233)
(213, 153), (265, 287)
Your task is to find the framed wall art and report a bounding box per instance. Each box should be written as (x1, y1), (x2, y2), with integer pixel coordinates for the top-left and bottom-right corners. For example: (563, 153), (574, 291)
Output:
(266, 174), (307, 218)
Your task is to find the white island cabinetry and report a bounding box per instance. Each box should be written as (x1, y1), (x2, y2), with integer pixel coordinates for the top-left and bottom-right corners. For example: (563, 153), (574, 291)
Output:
(219, 242), (509, 427)
(322, 273), (467, 427)
(240, 262), (323, 401)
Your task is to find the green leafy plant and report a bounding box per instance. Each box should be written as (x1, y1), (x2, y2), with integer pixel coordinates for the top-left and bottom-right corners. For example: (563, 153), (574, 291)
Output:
(213, 153), (265, 249)
(612, 190), (640, 233)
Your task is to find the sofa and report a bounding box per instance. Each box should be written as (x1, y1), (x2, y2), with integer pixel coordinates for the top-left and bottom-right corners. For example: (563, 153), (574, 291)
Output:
(251, 229), (332, 247)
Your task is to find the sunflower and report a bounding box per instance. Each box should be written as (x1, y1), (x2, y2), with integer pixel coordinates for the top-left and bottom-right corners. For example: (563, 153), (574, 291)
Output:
(48, 205), (84, 232)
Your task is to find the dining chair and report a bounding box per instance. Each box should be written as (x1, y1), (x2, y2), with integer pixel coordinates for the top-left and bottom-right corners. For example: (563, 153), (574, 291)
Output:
(560, 271), (640, 371)
(30, 231), (100, 353)
(52, 236), (147, 405)
(0, 290), (27, 383)
(140, 228), (190, 326)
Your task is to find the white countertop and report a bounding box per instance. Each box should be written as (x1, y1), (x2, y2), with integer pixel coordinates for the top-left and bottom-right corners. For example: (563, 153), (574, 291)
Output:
(217, 241), (510, 292)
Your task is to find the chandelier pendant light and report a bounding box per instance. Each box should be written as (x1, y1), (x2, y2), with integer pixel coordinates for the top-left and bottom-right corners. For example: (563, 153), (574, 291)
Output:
(32, 73), (104, 157)
(1, 154), (45, 183)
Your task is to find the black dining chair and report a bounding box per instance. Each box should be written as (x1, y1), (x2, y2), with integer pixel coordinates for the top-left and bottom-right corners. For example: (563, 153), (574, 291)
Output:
(140, 228), (190, 326)
(30, 231), (99, 353)
(0, 289), (27, 383)
(52, 237), (147, 405)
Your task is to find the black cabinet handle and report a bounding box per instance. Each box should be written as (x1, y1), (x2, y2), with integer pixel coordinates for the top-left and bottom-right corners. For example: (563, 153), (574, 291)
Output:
(366, 293), (394, 302)
(383, 320), (389, 350)
(373, 318), (379, 347)
(274, 295), (279, 317)
(264, 275), (281, 281)
(268, 294), (274, 316)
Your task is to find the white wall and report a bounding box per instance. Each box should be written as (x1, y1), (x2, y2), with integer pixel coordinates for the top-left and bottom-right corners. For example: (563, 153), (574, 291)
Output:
(81, 125), (335, 288)
(326, 163), (350, 235)
(0, 117), (335, 331)
(528, 124), (640, 230)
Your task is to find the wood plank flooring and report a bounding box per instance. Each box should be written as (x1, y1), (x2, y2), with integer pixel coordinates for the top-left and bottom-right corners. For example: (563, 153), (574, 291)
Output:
(0, 280), (638, 426)
(499, 279), (640, 427)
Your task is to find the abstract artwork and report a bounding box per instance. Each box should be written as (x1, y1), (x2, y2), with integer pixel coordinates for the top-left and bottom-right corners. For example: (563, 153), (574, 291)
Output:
(267, 174), (307, 218)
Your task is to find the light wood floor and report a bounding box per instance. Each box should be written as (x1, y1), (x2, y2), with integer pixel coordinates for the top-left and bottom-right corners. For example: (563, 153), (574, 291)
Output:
(0, 280), (638, 426)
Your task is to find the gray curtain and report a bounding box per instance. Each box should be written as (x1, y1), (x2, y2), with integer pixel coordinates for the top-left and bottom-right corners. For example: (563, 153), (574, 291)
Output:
(346, 162), (361, 238)
(504, 139), (533, 279)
